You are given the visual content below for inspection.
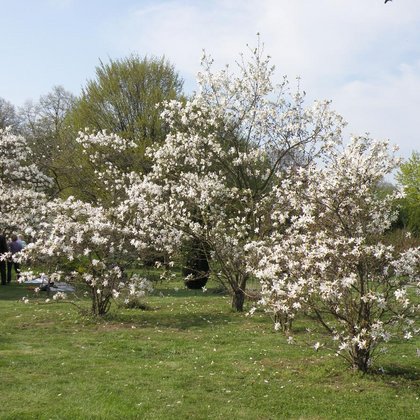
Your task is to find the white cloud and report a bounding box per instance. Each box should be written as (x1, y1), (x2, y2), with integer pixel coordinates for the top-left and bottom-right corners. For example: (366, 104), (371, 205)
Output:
(108, 0), (420, 162)
(108, 1), (258, 86)
(333, 60), (420, 159)
(110, 0), (420, 82)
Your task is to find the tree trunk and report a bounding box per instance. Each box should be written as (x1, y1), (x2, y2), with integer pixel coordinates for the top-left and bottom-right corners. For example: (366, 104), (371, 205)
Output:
(352, 347), (370, 373)
(231, 288), (245, 312)
(274, 312), (293, 333)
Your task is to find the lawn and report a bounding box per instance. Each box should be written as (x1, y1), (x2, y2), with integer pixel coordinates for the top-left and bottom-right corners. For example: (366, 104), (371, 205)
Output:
(0, 278), (419, 419)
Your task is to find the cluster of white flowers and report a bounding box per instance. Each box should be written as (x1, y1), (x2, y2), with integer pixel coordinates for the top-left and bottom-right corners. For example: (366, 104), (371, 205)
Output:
(0, 127), (52, 190)
(79, 130), (138, 204)
(77, 129), (136, 152)
(0, 128), (51, 236)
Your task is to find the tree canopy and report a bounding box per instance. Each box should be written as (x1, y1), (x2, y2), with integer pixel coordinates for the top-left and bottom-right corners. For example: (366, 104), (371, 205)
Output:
(61, 55), (184, 203)
(397, 151), (420, 233)
(0, 98), (19, 131)
(69, 55), (184, 146)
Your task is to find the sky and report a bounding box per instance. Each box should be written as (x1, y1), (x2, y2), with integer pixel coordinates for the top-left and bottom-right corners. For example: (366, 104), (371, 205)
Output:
(0, 0), (419, 163)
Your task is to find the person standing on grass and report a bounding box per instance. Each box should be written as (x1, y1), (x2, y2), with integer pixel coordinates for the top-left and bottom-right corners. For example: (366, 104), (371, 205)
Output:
(0, 234), (8, 285)
(7, 234), (22, 283)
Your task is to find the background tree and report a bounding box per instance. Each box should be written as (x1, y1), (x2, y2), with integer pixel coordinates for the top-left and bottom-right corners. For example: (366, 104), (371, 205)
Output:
(0, 98), (19, 131)
(397, 151), (420, 234)
(69, 55), (183, 149)
(18, 86), (76, 196)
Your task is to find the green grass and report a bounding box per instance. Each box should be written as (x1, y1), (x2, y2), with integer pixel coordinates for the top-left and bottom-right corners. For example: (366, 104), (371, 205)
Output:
(0, 279), (419, 419)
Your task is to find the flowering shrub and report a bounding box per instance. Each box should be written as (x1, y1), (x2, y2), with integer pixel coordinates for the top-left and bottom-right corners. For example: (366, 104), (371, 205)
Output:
(21, 196), (152, 316)
(0, 127), (153, 315)
(248, 137), (420, 371)
(0, 127), (51, 236)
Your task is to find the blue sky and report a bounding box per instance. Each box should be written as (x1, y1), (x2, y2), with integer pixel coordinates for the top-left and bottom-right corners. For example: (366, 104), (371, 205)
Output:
(1, 0), (419, 162)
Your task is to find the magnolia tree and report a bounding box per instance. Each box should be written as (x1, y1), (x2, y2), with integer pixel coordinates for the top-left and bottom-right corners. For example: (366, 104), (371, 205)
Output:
(123, 42), (346, 311)
(0, 127), (51, 236)
(20, 131), (153, 315)
(21, 196), (152, 315)
(0, 127), (51, 188)
(248, 137), (420, 371)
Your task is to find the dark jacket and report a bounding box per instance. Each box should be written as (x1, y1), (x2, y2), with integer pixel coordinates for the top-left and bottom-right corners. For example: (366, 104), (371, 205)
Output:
(9, 240), (22, 254)
(0, 235), (8, 254)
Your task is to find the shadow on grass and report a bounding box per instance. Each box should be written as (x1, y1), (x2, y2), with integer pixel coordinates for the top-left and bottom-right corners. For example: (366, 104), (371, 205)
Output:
(154, 286), (228, 298)
(104, 307), (239, 331)
(0, 283), (34, 301)
(371, 365), (420, 383)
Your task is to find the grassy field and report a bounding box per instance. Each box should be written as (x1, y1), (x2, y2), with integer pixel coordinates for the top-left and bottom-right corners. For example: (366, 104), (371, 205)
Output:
(0, 278), (419, 419)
